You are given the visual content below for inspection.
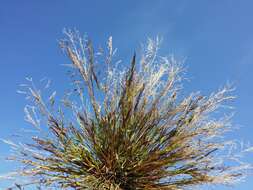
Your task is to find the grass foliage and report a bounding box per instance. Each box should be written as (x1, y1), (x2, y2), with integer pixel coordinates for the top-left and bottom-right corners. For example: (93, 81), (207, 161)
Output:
(2, 30), (251, 190)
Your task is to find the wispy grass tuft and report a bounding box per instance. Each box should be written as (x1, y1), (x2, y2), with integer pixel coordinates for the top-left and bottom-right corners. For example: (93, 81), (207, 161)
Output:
(2, 30), (252, 190)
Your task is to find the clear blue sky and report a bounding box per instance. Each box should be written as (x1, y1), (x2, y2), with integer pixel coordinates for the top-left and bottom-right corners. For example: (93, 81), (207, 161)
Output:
(0, 1), (253, 189)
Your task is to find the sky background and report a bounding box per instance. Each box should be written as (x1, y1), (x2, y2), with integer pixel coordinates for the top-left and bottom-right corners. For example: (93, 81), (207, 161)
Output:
(0, 0), (253, 189)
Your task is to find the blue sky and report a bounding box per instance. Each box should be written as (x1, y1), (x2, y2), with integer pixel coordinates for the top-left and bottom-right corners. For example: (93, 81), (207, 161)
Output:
(0, 0), (253, 189)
